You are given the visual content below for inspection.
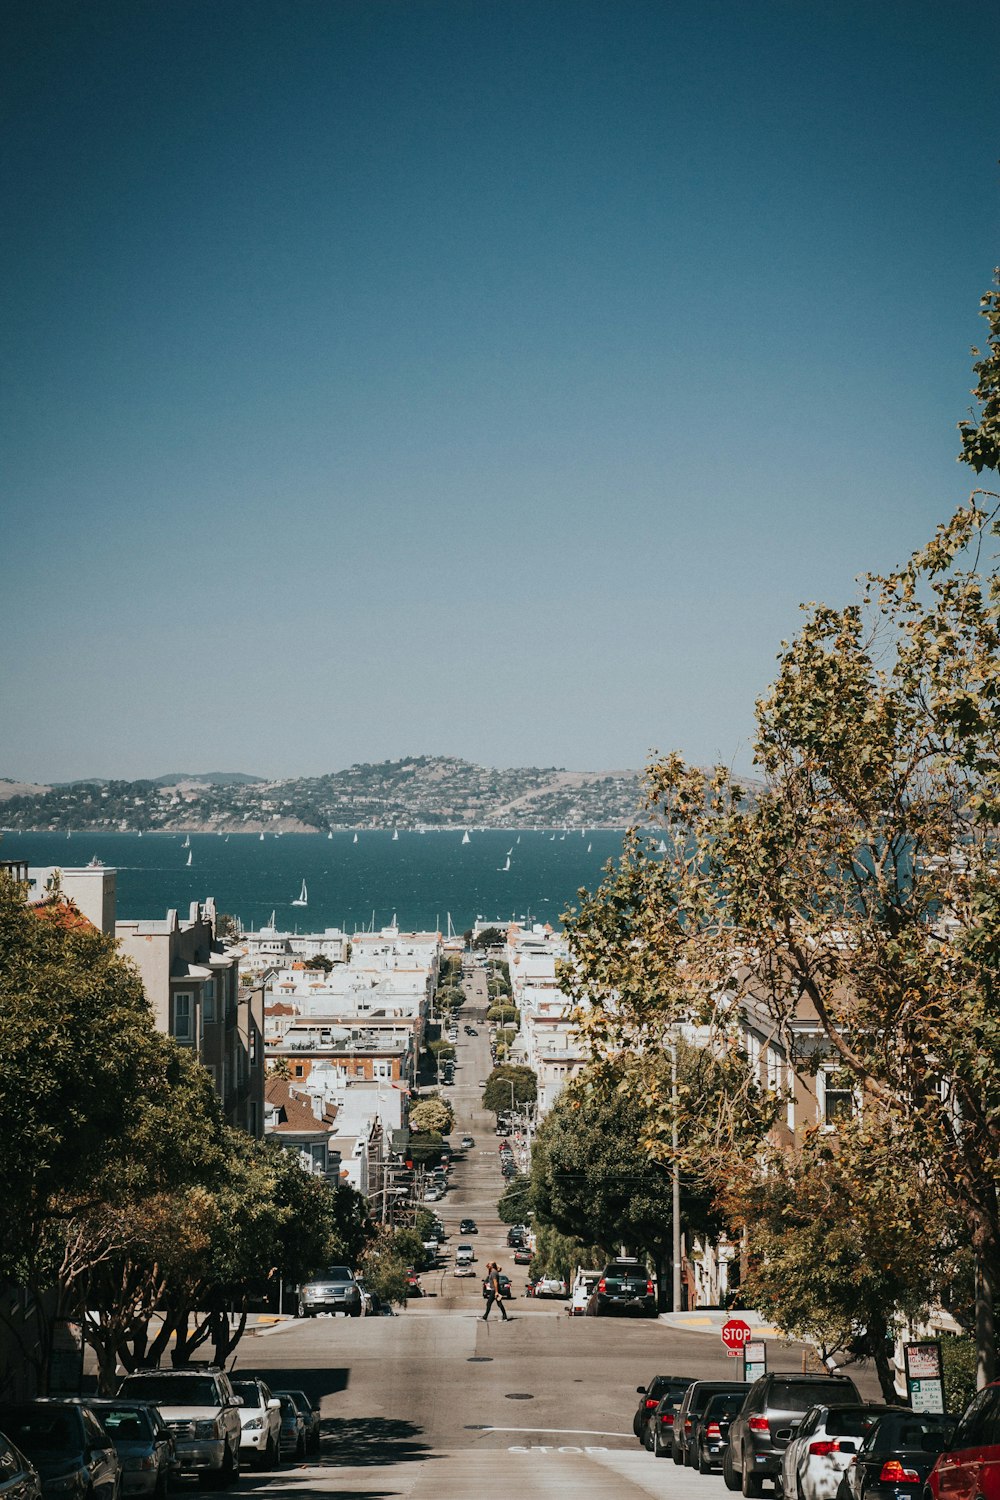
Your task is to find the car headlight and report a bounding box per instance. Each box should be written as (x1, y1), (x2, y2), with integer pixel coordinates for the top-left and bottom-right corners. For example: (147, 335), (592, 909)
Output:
(194, 1419), (221, 1439)
(244, 1418), (263, 1431)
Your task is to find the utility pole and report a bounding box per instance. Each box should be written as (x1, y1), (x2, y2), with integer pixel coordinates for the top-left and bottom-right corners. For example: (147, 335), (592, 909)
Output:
(671, 1037), (682, 1312)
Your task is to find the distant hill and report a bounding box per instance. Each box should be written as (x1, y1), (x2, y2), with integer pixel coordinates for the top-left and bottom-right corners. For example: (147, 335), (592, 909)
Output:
(150, 772), (265, 787)
(0, 756), (643, 832)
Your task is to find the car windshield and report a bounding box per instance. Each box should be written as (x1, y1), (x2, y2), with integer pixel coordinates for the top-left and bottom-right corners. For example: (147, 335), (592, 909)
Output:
(101, 1409), (152, 1440)
(705, 1393), (747, 1418)
(231, 1384), (260, 1405)
(825, 1409), (885, 1438)
(324, 1268), (351, 1279)
(867, 1414), (952, 1454)
(123, 1376), (219, 1406)
(2, 1410), (79, 1452)
(772, 1382), (857, 1413)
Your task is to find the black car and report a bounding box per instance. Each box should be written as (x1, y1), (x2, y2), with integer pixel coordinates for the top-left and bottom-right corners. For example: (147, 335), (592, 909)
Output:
(693, 1389), (755, 1474)
(507, 1227), (528, 1248)
(836, 1410), (956, 1500)
(0, 1432), (40, 1500)
(674, 1380), (747, 1468)
(459, 1219), (478, 1235)
(632, 1374), (695, 1452)
(725, 1372), (861, 1496)
(0, 1403), (120, 1500)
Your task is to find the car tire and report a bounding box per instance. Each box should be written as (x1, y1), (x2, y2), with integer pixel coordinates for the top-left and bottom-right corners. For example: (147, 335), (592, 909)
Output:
(655, 1435), (670, 1460)
(673, 1441), (684, 1466)
(742, 1457), (764, 1498)
(834, 1484), (851, 1500)
(295, 1434), (306, 1461)
(723, 1449), (742, 1492)
(699, 1449), (713, 1475)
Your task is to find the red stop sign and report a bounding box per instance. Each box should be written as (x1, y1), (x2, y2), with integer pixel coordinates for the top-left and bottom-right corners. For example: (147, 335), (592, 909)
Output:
(721, 1318), (752, 1354)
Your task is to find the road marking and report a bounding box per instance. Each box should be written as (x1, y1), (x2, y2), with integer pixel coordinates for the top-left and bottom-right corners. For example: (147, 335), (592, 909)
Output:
(482, 1427), (628, 1438)
(507, 1445), (610, 1454)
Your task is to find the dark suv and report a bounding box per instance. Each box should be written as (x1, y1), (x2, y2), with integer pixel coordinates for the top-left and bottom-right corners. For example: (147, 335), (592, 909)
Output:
(725, 1372), (861, 1496)
(674, 1380), (747, 1468)
(587, 1259), (657, 1318)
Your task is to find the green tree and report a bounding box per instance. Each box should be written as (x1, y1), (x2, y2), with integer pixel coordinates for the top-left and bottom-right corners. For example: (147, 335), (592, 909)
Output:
(409, 1097), (455, 1135)
(482, 1065), (536, 1115)
(474, 927), (505, 949)
(564, 498), (1000, 1373)
(497, 1173), (531, 1224)
(486, 1002), (519, 1025)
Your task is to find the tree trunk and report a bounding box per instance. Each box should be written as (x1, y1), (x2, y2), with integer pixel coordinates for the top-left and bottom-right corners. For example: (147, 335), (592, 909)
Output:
(975, 1253), (996, 1390)
(867, 1314), (899, 1403)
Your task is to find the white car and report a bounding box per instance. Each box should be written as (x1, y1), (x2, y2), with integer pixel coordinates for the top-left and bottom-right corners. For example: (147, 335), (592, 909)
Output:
(230, 1378), (282, 1470)
(533, 1276), (569, 1299)
(781, 1404), (888, 1500)
(453, 1262), (476, 1277)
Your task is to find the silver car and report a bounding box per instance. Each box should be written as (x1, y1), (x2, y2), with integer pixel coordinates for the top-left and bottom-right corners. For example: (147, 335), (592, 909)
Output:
(297, 1265), (362, 1318)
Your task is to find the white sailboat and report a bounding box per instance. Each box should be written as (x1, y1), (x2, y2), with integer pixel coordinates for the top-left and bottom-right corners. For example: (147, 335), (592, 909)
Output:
(291, 880), (308, 908)
(506, 846), (514, 857)
(327, 831), (333, 840)
(516, 834), (520, 844)
(186, 851), (192, 867)
(498, 855), (511, 872)
(267, 910), (276, 929)
(259, 832), (264, 841)
(587, 842), (592, 852)
(353, 832), (358, 844)
(658, 839), (668, 854)
(182, 834), (190, 848)
(461, 830), (470, 845)
(392, 829), (399, 841)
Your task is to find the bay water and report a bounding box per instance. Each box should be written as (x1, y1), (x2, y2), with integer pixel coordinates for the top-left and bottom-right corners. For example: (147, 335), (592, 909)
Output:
(2, 828), (627, 934)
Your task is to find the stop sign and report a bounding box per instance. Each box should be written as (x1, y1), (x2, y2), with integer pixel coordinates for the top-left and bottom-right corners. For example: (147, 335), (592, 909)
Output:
(721, 1318), (752, 1355)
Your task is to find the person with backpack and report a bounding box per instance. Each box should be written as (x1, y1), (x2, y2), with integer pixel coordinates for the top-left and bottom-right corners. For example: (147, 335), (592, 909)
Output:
(482, 1261), (509, 1321)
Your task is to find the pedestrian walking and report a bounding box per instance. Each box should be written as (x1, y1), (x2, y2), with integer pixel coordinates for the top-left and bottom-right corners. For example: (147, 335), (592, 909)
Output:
(482, 1261), (509, 1321)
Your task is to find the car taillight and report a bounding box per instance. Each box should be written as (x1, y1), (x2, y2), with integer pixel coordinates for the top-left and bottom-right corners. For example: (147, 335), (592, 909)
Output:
(749, 1416), (769, 1434)
(809, 1441), (843, 1457)
(598, 1279), (606, 1293)
(707, 1423), (722, 1438)
(645, 1399), (658, 1410)
(646, 1279), (655, 1296)
(661, 1412), (675, 1427)
(685, 1419), (693, 1432)
(879, 1461), (920, 1483)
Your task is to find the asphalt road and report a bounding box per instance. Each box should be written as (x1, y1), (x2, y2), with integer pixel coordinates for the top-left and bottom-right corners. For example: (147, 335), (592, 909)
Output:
(218, 968), (824, 1498)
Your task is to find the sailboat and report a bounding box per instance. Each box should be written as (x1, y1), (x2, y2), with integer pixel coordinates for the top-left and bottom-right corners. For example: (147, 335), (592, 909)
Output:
(506, 846), (514, 857)
(259, 832), (264, 841)
(66, 830), (71, 839)
(516, 834), (520, 844)
(186, 851), (192, 867)
(327, 831), (333, 840)
(587, 842), (592, 852)
(353, 832), (358, 844)
(657, 839), (668, 854)
(291, 880), (308, 908)
(461, 830), (470, 845)
(267, 910), (276, 929)
(182, 834), (190, 848)
(392, 829), (399, 841)
(498, 855), (511, 872)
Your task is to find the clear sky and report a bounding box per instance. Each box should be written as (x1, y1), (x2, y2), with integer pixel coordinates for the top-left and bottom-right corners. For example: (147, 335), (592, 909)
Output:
(2, 0), (997, 783)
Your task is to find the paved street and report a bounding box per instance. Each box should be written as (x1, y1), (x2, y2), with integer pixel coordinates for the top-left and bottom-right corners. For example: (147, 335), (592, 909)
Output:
(217, 968), (818, 1497)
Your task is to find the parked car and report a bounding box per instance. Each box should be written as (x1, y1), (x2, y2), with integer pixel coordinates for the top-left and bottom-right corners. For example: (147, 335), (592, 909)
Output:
(674, 1380), (748, 1468)
(587, 1259), (657, 1318)
(782, 1404), (897, 1500)
(926, 1383), (1000, 1500)
(633, 1374), (696, 1452)
(297, 1265), (363, 1318)
(270, 1392), (320, 1457)
(483, 1274), (513, 1301)
(838, 1409), (955, 1500)
(274, 1396), (306, 1461)
(229, 1379), (282, 1471)
(691, 1388), (752, 1473)
(0, 1429), (41, 1500)
(507, 1226), (528, 1248)
(405, 1269), (424, 1296)
(74, 1399), (177, 1497)
(0, 1402), (120, 1500)
(455, 1243), (476, 1266)
(459, 1219), (478, 1234)
(533, 1277), (569, 1299)
(117, 1367), (244, 1487)
(513, 1248), (532, 1265)
(725, 1373), (861, 1497)
(460, 1136), (475, 1149)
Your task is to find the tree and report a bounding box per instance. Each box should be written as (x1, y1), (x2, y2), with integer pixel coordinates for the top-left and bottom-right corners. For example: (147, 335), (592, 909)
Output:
(409, 1098), (455, 1135)
(564, 499), (1000, 1374)
(497, 1173), (531, 1224)
(959, 271), (1000, 474)
(359, 1225), (409, 1305)
(486, 1003), (519, 1025)
(304, 954), (333, 972)
(723, 1125), (955, 1401)
(474, 927), (505, 949)
(482, 1066), (536, 1115)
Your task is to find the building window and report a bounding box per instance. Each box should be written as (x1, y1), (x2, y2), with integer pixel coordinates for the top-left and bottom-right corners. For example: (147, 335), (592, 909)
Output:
(203, 981), (216, 1023)
(174, 992), (193, 1042)
(293, 1064), (304, 1078)
(821, 1069), (855, 1125)
(355, 1065), (365, 1077)
(766, 1047), (782, 1093)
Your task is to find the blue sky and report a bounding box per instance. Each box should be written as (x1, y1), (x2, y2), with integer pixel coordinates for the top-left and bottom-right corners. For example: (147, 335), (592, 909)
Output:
(2, 0), (997, 782)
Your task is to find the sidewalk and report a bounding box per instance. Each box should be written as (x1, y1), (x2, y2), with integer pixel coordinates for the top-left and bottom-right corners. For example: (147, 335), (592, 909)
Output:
(657, 1308), (784, 1338)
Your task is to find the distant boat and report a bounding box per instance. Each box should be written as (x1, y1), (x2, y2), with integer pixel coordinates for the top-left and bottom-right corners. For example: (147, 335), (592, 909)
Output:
(392, 829), (399, 841)
(462, 831), (470, 845)
(182, 834), (190, 848)
(550, 834), (555, 841)
(267, 910), (276, 928)
(87, 855), (103, 868)
(186, 851), (192, 867)
(259, 832), (264, 841)
(506, 846), (514, 857)
(291, 880), (308, 908)
(498, 856), (511, 872)
(328, 831), (333, 840)
(66, 830), (71, 839)
(138, 831), (142, 837)
(353, 832), (358, 844)
(516, 835), (520, 844)
(658, 839), (668, 854)
(587, 842), (592, 852)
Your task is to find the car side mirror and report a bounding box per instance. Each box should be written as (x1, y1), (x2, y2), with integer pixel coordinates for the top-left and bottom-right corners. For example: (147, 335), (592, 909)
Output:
(267, 1399), (281, 1410)
(637, 1387), (646, 1395)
